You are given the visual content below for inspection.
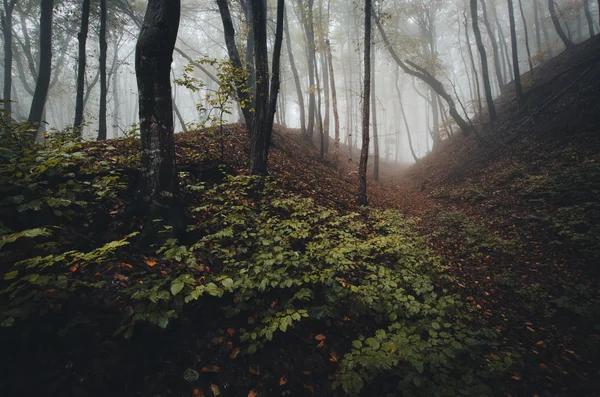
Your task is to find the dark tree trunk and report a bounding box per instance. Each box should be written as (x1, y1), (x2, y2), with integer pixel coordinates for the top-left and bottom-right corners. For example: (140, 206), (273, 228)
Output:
(508, 0), (524, 105)
(358, 0), (371, 206)
(97, 0), (108, 140)
(464, 11), (483, 117)
(549, 0), (575, 49)
(305, 0), (317, 145)
(314, 54), (324, 159)
(239, 0), (256, 104)
(112, 36), (120, 137)
(491, 3), (513, 81)
(284, 8), (306, 138)
(321, 52), (329, 153)
(371, 51), (379, 181)
(28, 0), (54, 137)
(1, 0), (17, 114)
(326, 39), (340, 164)
(517, 0), (534, 76)
(136, 0), (181, 223)
(216, 0), (253, 127)
(376, 15), (473, 136)
(74, 0), (90, 130)
(470, 0), (497, 123)
(479, 0), (504, 91)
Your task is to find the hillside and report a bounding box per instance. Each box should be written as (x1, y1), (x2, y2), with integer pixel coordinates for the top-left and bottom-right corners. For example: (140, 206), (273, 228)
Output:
(1, 34), (600, 397)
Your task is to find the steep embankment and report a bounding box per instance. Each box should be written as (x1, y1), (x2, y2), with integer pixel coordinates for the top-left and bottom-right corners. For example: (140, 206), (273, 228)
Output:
(400, 34), (600, 397)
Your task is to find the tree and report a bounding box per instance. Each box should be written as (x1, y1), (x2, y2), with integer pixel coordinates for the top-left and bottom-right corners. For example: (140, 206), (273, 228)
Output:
(470, 0), (497, 123)
(479, 0), (504, 92)
(507, 0), (523, 105)
(371, 49), (379, 181)
(326, 39), (340, 164)
(73, 0), (90, 131)
(358, 0), (371, 206)
(136, 0), (181, 225)
(1, 0), (17, 114)
(548, 0), (575, 49)
(375, 16), (473, 136)
(28, 0), (54, 137)
(517, 0), (534, 77)
(284, 7), (307, 139)
(97, 0), (108, 140)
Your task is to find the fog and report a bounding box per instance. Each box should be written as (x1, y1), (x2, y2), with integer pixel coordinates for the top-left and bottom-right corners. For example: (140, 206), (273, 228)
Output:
(2, 0), (598, 164)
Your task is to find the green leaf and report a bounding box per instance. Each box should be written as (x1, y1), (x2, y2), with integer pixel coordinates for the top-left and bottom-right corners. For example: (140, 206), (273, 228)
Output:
(171, 280), (185, 296)
(352, 340), (363, 349)
(221, 277), (234, 289)
(4, 271), (18, 280)
(183, 368), (199, 382)
(157, 317), (169, 329)
(365, 337), (380, 350)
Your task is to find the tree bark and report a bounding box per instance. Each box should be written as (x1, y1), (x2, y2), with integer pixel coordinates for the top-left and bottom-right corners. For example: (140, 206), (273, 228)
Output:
(394, 68), (418, 163)
(74, 0), (90, 130)
(470, 0), (497, 123)
(28, 0), (54, 138)
(376, 15), (473, 136)
(517, 0), (534, 76)
(326, 39), (340, 164)
(479, 0), (504, 91)
(136, 0), (181, 223)
(216, 0), (253, 127)
(321, 52), (330, 153)
(464, 11), (483, 117)
(508, 0), (524, 105)
(583, 0), (595, 37)
(533, 0), (543, 53)
(97, 0), (108, 140)
(1, 0), (17, 114)
(371, 50), (379, 181)
(284, 8), (306, 138)
(549, 0), (575, 49)
(358, 0), (371, 206)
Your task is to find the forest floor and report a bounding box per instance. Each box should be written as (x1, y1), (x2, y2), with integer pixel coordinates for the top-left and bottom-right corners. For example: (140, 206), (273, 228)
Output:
(2, 31), (600, 397)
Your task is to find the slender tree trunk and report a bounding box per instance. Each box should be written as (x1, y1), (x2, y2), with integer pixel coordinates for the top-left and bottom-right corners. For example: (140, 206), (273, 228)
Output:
(74, 0), (90, 130)
(549, 0), (575, 49)
(1, 0), (17, 114)
(28, 0), (54, 138)
(517, 0), (534, 76)
(471, 0), (497, 123)
(508, 0), (524, 104)
(136, 0), (181, 226)
(464, 11), (483, 117)
(112, 37), (120, 137)
(239, 0), (256, 105)
(284, 9), (306, 139)
(314, 50), (324, 158)
(533, 0), (543, 53)
(358, 0), (371, 206)
(326, 39), (340, 164)
(302, 0), (317, 145)
(479, 0), (504, 91)
(321, 52), (329, 153)
(491, 3), (513, 81)
(97, 0), (108, 140)
(371, 50), (379, 181)
(584, 0), (595, 37)
(395, 68), (418, 163)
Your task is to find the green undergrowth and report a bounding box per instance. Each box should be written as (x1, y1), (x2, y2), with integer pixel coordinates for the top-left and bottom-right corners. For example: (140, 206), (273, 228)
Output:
(0, 122), (517, 396)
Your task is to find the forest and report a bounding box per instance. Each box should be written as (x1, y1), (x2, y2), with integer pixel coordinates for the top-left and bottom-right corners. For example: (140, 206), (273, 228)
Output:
(1, 0), (600, 396)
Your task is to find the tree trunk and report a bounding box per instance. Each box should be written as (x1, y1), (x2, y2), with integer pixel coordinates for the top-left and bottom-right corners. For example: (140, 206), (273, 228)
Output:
(326, 39), (340, 165)
(394, 68), (418, 163)
(358, 0), (371, 206)
(584, 0), (595, 37)
(74, 0), (90, 130)
(375, 15), (473, 136)
(97, 0), (108, 140)
(464, 11), (483, 117)
(533, 0), (543, 53)
(284, 8), (306, 138)
(321, 52), (330, 153)
(1, 0), (17, 114)
(300, 0), (317, 145)
(549, 0), (575, 49)
(470, 0), (497, 123)
(491, 3), (513, 81)
(371, 50), (379, 181)
(517, 0), (534, 76)
(314, 55), (324, 159)
(28, 0), (54, 138)
(112, 36), (120, 137)
(136, 0), (181, 223)
(508, 0), (524, 105)
(479, 0), (505, 91)
(255, 0), (284, 174)
(216, 0), (253, 127)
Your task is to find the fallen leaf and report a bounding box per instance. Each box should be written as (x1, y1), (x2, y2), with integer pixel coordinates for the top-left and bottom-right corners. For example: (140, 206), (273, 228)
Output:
(146, 260), (157, 267)
(280, 375), (287, 386)
(302, 370), (312, 375)
(226, 328), (236, 336)
(304, 384), (315, 394)
(536, 340), (544, 345)
(229, 348), (240, 359)
(247, 390), (258, 397)
(511, 374), (521, 381)
(250, 367), (260, 375)
(315, 334), (326, 341)
(202, 365), (221, 373)
(329, 353), (339, 362)
(210, 384), (220, 396)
